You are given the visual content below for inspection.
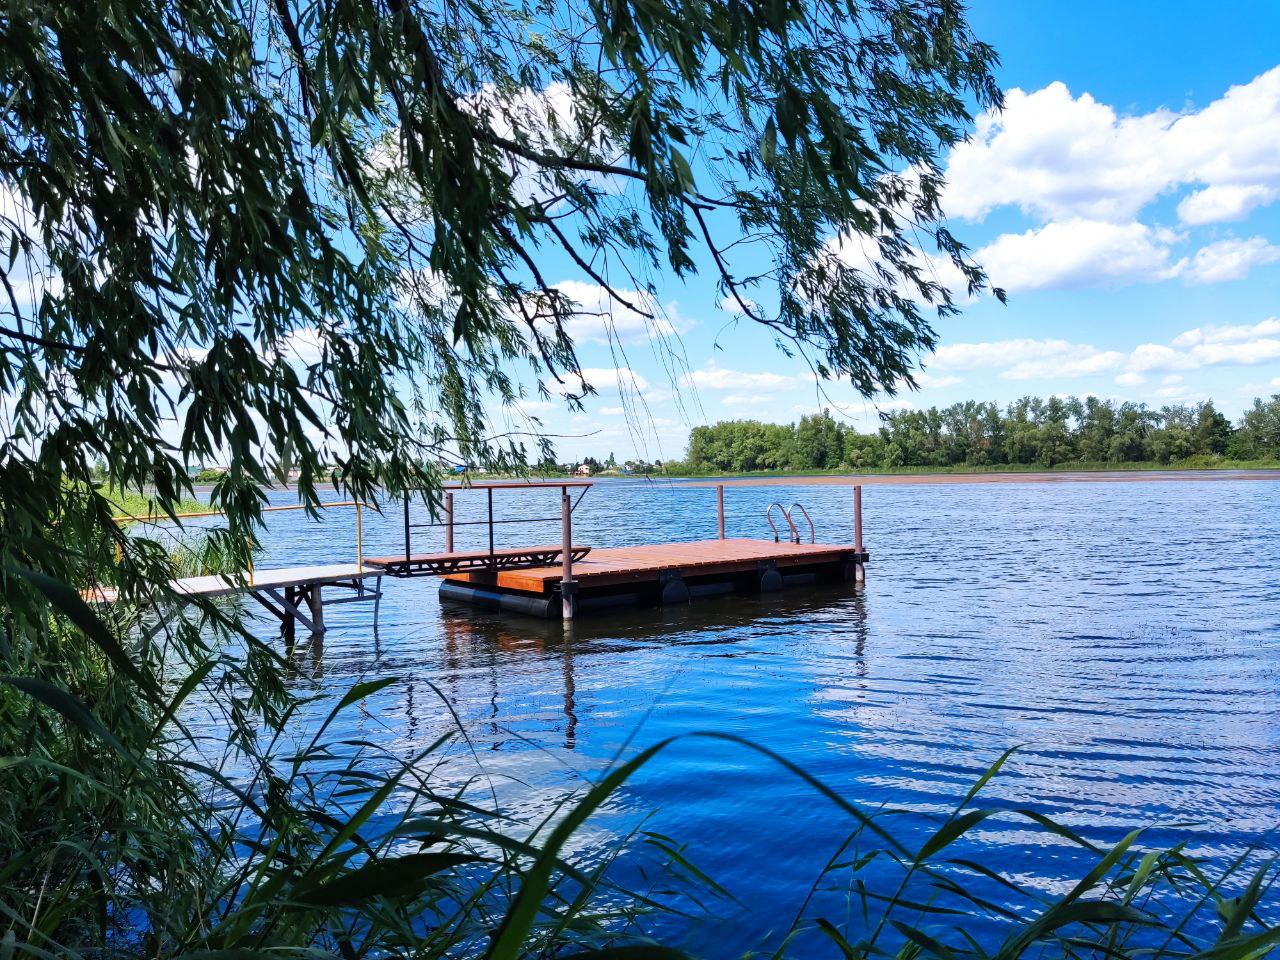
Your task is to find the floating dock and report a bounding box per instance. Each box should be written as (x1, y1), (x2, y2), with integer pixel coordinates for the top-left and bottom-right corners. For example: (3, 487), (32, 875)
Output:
(365, 481), (868, 620)
(101, 482), (868, 632)
(429, 537), (865, 618)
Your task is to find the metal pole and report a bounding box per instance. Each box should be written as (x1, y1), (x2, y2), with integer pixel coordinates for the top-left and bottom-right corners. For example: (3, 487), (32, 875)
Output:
(487, 487), (495, 566)
(356, 502), (363, 570)
(560, 486), (575, 621)
(717, 483), (726, 539)
(854, 484), (863, 552)
(444, 491), (454, 553)
(854, 484), (865, 584)
(403, 492), (411, 564)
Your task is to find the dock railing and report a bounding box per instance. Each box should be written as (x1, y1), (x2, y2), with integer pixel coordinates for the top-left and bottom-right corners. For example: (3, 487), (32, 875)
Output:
(400, 481), (593, 621)
(113, 500), (372, 582)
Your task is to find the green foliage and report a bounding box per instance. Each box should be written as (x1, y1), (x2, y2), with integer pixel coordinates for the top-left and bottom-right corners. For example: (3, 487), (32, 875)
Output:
(0, 0), (1008, 955)
(678, 397), (1280, 473)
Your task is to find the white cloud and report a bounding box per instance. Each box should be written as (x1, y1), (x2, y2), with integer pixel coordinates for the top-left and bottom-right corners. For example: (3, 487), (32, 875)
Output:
(945, 67), (1280, 226)
(914, 372), (964, 389)
(974, 222), (1279, 294)
(1172, 316), (1280, 347)
(1177, 184), (1279, 224)
(1178, 237), (1280, 284)
(978, 219), (1181, 291)
(716, 295), (759, 315)
(685, 362), (797, 391)
(931, 319), (1280, 386)
(574, 367), (651, 394)
(547, 279), (688, 346)
(932, 338), (1126, 379)
(721, 393), (771, 407)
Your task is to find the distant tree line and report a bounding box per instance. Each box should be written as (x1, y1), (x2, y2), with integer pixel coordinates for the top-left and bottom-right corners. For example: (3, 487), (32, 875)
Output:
(677, 395), (1280, 472)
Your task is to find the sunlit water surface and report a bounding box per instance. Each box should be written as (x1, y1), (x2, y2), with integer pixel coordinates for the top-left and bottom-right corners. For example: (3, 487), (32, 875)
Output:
(187, 477), (1280, 953)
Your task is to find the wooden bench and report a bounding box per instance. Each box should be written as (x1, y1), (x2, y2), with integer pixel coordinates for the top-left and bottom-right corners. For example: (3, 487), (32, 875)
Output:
(363, 544), (591, 577)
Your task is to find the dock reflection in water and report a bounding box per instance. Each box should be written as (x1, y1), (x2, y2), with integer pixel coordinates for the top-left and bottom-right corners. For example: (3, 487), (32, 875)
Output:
(193, 477), (1280, 956)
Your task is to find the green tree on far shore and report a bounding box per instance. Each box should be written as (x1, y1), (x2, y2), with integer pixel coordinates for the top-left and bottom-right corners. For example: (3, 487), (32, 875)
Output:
(675, 396), (1280, 473)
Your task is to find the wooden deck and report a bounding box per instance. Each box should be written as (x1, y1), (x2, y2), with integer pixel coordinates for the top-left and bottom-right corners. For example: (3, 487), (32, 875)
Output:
(443, 538), (864, 594)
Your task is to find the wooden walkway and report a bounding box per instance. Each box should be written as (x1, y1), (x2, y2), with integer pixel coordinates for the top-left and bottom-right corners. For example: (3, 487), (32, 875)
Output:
(365, 545), (591, 577)
(90, 563), (383, 638)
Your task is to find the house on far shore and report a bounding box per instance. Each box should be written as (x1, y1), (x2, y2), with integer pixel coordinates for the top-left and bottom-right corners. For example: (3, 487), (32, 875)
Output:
(574, 462), (593, 477)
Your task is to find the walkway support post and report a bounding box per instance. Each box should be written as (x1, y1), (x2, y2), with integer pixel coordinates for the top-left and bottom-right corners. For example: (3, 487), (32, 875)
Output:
(308, 584), (325, 635)
(444, 492), (454, 553)
(853, 484), (865, 583)
(560, 486), (576, 621)
(717, 484), (726, 539)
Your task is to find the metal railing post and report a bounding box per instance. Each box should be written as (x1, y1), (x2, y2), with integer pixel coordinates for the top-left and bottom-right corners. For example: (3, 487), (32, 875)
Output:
(444, 491), (454, 553)
(854, 484), (865, 584)
(560, 486), (576, 621)
(717, 484), (725, 539)
(487, 487), (495, 567)
(854, 484), (863, 552)
(403, 492), (411, 565)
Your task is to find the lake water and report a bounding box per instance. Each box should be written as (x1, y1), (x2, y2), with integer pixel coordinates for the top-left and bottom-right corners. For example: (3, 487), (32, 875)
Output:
(212, 476), (1280, 953)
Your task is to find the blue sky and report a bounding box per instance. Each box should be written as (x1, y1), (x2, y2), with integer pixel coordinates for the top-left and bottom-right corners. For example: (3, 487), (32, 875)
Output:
(521, 1), (1280, 462)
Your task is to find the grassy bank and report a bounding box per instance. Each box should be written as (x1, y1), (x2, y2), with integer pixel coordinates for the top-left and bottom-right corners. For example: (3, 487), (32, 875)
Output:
(103, 485), (207, 518)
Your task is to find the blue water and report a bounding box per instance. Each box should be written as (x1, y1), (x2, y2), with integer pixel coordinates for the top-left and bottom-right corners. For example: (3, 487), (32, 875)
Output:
(202, 477), (1280, 953)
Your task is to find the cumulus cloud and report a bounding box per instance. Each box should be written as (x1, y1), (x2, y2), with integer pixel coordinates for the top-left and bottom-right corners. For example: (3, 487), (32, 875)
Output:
(973, 222), (1279, 294)
(942, 68), (1280, 293)
(914, 372), (964, 389)
(946, 67), (1280, 226)
(977, 219), (1182, 291)
(684, 362), (797, 391)
(1172, 316), (1280, 347)
(931, 338), (1126, 379)
(1177, 237), (1280, 284)
(928, 317), (1280, 386)
(1177, 184), (1279, 224)
(547, 279), (689, 346)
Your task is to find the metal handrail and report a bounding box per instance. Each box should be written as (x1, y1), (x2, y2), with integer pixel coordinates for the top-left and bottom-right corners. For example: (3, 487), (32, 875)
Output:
(765, 502), (799, 544)
(788, 502), (815, 544)
(111, 500), (371, 573)
(402, 482), (590, 566)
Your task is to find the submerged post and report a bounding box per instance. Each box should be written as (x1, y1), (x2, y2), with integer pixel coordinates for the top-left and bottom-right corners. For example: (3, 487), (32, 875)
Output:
(444, 491), (454, 553)
(853, 484), (865, 583)
(717, 484), (726, 539)
(560, 486), (576, 621)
